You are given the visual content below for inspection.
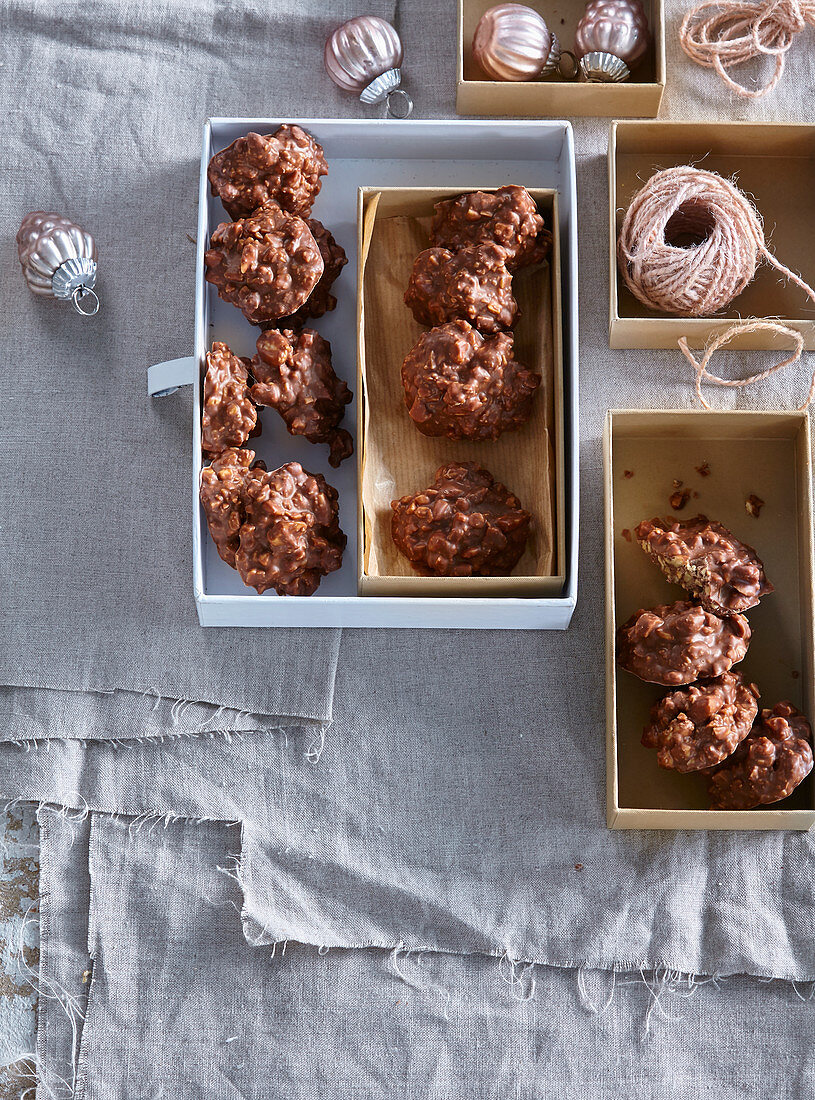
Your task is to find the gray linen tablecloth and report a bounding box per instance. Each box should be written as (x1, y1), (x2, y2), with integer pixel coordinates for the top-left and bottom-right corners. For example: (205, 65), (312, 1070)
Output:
(2, 0), (815, 1094)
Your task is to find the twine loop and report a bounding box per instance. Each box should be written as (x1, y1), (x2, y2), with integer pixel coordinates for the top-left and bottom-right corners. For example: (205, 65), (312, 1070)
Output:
(678, 320), (815, 409)
(618, 166), (815, 319)
(680, 0), (815, 97)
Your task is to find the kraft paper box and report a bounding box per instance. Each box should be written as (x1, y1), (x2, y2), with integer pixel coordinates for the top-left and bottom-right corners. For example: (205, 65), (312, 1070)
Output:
(609, 121), (815, 351)
(457, 0), (665, 119)
(604, 409), (815, 831)
(357, 185), (565, 599)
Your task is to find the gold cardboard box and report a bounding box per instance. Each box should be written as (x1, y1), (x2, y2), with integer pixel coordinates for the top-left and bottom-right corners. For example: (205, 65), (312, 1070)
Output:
(356, 185), (566, 598)
(456, 0), (665, 118)
(609, 121), (815, 350)
(604, 409), (815, 831)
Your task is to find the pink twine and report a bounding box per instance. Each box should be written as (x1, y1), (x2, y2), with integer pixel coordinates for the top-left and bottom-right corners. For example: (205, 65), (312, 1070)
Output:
(618, 166), (815, 318)
(680, 0), (815, 97)
(678, 320), (815, 409)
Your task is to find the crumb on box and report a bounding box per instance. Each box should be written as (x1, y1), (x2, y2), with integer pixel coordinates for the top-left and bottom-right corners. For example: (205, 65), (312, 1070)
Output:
(669, 487), (692, 510)
(672, 478), (683, 489)
(696, 461), (711, 477)
(792, 670), (800, 680)
(692, 491), (699, 498)
(621, 528), (632, 542)
(623, 470), (634, 479)
(574, 863), (583, 871)
(746, 493), (765, 518)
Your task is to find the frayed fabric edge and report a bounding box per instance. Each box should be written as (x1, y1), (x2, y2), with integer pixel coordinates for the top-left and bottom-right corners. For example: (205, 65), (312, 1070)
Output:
(3, 719), (331, 751)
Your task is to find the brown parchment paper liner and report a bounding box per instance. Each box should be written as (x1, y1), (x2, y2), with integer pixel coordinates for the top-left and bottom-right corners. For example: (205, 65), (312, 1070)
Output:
(357, 186), (562, 597)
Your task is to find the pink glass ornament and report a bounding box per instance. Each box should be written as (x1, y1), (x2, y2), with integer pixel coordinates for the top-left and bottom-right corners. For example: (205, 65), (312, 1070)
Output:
(575, 0), (650, 67)
(472, 3), (562, 81)
(324, 16), (413, 117)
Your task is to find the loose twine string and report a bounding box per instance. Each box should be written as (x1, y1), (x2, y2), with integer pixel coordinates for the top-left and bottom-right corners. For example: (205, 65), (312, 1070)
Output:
(617, 165), (815, 407)
(679, 0), (815, 97)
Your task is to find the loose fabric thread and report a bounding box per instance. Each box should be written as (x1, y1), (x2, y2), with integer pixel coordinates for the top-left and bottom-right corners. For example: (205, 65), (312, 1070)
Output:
(680, 0), (815, 98)
(618, 166), (815, 318)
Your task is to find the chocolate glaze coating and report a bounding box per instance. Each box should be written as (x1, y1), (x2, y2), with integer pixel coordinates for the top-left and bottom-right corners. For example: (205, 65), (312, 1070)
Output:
(207, 126), (328, 220)
(430, 186), (552, 271)
(391, 461), (531, 577)
(264, 219), (347, 330)
(708, 701), (813, 809)
(404, 243), (518, 333)
(199, 448), (262, 569)
(616, 600), (751, 686)
(236, 462), (346, 596)
(401, 321), (540, 441)
(201, 342), (257, 456)
(250, 328), (353, 468)
(204, 201), (323, 325)
(635, 514), (774, 615)
(642, 671), (760, 772)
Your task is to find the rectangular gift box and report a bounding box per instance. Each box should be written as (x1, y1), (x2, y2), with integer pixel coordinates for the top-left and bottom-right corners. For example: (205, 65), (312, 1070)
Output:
(604, 409), (815, 831)
(356, 185), (565, 598)
(609, 121), (815, 351)
(187, 118), (579, 628)
(456, 0), (665, 118)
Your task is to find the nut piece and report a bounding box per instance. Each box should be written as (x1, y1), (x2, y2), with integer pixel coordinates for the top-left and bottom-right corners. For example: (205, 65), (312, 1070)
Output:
(199, 448), (262, 568)
(616, 600), (751, 686)
(236, 462), (346, 596)
(250, 329), (353, 468)
(642, 671), (760, 772)
(265, 219), (348, 329)
(635, 515), (773, 615)
(207, 126), (328, 220)
(201, 342), (257, 456)
(430, 186), (552, 271)
(745, 493), (765, 518)
(390, 461), (531, 577)
(204, 201), (323, 325)
(404, 243), (518, 333)
(401, 321), (540, 441)
(708, 701), (813, 809)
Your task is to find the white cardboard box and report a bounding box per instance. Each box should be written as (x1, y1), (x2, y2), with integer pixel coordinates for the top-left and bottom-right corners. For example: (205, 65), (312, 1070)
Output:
(152, 118), (579, 628)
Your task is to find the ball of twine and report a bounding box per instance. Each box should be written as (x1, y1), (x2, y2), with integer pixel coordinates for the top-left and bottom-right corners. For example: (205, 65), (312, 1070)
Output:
(618, 165), (815, 318)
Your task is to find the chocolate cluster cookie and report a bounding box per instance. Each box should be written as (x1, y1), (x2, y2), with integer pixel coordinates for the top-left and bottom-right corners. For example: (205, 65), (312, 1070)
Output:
(265, 219), (347, 330)
(707, 702), (813, 809)
(201, 342), (257, 456)
(642, 671), (760, 772)
(635, 515), (774, 615)
(250, 328), (353, 468)
(391, 461), (530, 577)
(204, 202), (323, 326)
(207, 126), (328, 220)
(404, 243), (518, 333)
(401, 321), (540, 441)
(430, 185), (552, 271)
(616, 600), (751, 686)
(236, 462), (346, 596)
(199, 448), (263, 568)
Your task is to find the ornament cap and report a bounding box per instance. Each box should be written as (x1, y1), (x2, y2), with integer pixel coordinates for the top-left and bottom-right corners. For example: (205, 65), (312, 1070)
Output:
(360, 67), (401, 104)
(578, 50), (631, 81)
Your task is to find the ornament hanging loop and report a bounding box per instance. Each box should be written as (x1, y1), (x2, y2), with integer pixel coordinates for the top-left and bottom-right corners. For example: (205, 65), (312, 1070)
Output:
(386, 88), (413, 118)
(71, 286), (100, 316)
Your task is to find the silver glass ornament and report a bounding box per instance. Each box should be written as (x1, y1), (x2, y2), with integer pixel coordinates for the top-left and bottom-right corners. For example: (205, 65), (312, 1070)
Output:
(575, 0), (649, 68)
(578, 50), (631, 80)
(324, 16), (413, 118)
(17, 211), (99, 316)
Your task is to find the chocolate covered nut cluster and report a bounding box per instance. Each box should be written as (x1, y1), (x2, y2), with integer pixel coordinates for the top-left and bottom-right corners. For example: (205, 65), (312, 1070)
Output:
(430, 185), (552, 271)
(199, 448), (262, 568)
(642, 671), (760, 772)
(635, 515), (774, 615)
(207, 126), (328, 220)
(266, 219), (347, 330)
(201, 342), (257, 456)
(391, 461), (531, 577)
(251, 328), (353, 468)
(707, 702), (813, 810)
(617, 600), (751, 686)
(401, 321), (540, 441)
(404, 243), (518, 333)
(204, 201), (324, 326)
(236, 462), (346, 596)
